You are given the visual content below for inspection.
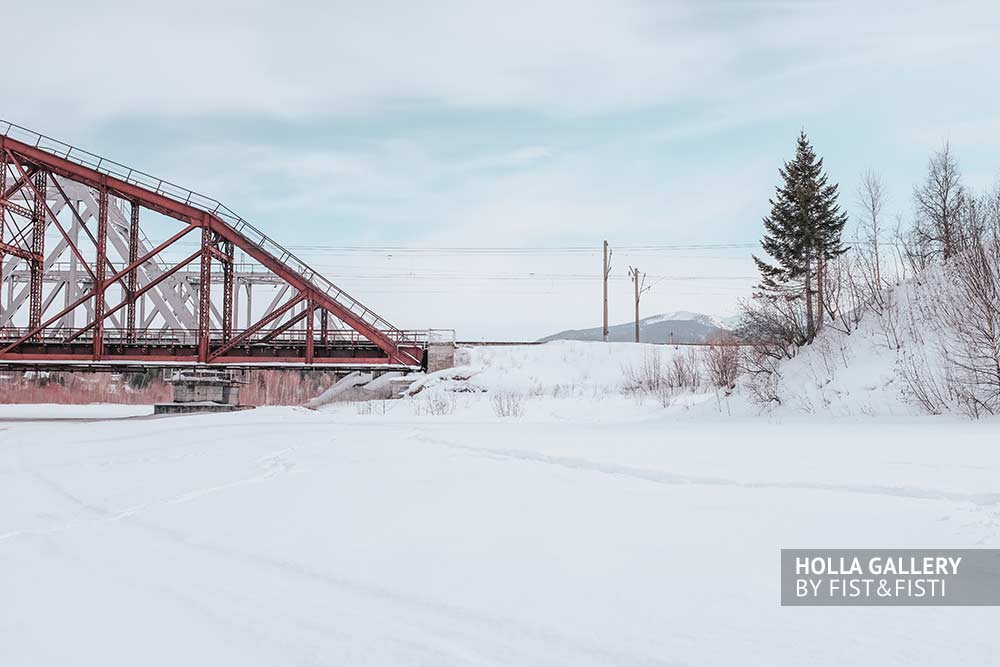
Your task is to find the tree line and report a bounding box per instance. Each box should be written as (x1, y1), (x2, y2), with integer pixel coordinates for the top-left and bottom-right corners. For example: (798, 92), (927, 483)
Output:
(742, 132), (1000, 416)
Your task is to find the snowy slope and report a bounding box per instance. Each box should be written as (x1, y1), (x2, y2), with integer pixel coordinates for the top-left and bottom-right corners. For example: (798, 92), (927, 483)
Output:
(710, 275), (967, 419)
(710, 320), (913, 419)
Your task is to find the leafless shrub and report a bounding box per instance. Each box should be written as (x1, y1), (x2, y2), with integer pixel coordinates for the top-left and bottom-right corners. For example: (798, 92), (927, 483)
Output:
(651, 381), (675, 407)
(701, 339), (741, 390)
(527, 381), (546, 397)
(934, 236), (1000, 415)
(824, 244), (889, 336)
(551, 384), (570, 398)
(415, 392), (456, 416)
(739, 343), (783, 407)
(356, 400), (389, 415)
(793, 390), (816, 414)
(877, 287), (903, 350)
(809, 334), (839, 380)
(895, 217), (933, 282)
(491, 390), (524, 417)
(669, 347), (702, 389)
(622, 348), (669, 395)
(736, 295), (807, 359)
(893, 183), (1000, 417)
(739, 336), (786, 373)
(898, 348), (951, 415)
(622, 347), (703, 405)
(746, 367), (782, 407)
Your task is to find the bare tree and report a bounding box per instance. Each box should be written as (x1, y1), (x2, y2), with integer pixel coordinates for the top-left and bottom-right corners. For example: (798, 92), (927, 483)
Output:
(913, 144), (965, 261)
(857, 170), (886, 286)
(894, 212), (932, 281)
(820, 252), (866, 333)
(899, 182), (1000, 417)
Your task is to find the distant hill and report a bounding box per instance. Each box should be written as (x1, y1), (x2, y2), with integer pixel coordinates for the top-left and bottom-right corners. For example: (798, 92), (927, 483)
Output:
(537, 311), (735, 344)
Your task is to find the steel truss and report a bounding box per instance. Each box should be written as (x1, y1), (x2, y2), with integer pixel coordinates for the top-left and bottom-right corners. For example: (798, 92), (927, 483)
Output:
(0, 121), (426, 369)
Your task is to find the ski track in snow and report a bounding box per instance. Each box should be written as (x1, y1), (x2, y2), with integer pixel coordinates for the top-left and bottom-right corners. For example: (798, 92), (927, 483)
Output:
(2, 424), (675, 665)
(0, 440), (301, 544)
(410, 433), (1000, 507)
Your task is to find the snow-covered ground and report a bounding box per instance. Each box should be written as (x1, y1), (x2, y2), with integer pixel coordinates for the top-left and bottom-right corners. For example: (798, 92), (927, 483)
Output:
(0, 403), (153, 420)
(3, 368), (1000, 665)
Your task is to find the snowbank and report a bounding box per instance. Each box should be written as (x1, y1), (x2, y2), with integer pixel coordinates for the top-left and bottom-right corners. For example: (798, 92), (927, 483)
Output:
(714, 272), (994, 419)
(712, 314), (914, 419)
(407, 341), (697, 397)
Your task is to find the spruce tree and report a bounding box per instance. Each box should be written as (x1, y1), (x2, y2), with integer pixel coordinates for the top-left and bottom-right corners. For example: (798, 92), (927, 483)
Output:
(753, 131), (848, 341)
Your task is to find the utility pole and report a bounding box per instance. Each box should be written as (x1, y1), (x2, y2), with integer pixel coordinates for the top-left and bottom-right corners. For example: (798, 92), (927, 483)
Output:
(628, 266), (648, 343)
(602, 241), (612, 342)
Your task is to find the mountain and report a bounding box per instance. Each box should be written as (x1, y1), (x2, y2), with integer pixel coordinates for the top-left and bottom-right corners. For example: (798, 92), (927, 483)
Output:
(537, 311), (734, 344)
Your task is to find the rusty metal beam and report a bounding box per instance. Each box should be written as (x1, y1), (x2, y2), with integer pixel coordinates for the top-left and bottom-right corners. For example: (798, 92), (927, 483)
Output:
(0, 228), (199, 353)
(93, 185), (109, 359)
(222, 239), (234, 342)
(127, 199), (139, 341)
(0, 125), (425, 368)
(0, 241), (41, 262)
(28, 170), (46, 335)
(209, 292), (306, 361)
(63, 249), (203, 345)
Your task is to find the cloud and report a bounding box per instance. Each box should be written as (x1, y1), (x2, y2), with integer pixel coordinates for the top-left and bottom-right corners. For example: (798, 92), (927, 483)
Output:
(9, 0), (995, 127)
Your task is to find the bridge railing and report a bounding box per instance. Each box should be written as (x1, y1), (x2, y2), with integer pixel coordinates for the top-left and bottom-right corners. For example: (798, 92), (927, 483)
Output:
(1, 120), (424, 355)
(0, 326), (431, 348)
(2, 260), (296, 283)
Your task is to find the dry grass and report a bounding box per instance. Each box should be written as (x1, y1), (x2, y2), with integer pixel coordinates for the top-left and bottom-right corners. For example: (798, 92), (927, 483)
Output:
(0, 372), (170, 405)
(0, 369), (349, 406)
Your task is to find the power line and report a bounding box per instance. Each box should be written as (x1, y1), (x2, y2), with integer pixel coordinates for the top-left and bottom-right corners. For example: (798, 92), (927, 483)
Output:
(169, 242), (762, 254)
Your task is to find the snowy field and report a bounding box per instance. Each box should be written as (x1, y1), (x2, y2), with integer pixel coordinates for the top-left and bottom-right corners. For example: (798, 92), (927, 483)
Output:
(3, 343), (1000, 665)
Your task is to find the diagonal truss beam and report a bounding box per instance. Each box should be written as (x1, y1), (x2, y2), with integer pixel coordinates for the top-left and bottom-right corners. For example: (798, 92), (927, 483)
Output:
(0, 127), (425, 367)
(5, 150), (100, 286)
(64, 249), (202, 346)
(0, 225), (199, 352)
(209, 291), (306, 361)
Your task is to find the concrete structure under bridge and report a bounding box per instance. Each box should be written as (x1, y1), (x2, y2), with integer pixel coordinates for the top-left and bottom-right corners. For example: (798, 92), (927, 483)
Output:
(154, 369), (251, 414)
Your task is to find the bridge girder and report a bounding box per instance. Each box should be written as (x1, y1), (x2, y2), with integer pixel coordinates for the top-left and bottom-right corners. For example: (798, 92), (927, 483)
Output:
(0, 122), (425, 369)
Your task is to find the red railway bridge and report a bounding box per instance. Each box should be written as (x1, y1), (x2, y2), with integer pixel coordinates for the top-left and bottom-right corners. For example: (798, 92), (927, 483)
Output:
(0, 121), (428, 372)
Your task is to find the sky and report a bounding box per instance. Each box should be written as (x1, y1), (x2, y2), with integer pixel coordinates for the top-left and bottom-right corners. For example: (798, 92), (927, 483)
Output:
(3, 0), (1000, 339)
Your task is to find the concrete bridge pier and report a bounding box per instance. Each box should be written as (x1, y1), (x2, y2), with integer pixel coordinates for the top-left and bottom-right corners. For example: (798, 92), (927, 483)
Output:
(154, 369), (252, 414)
